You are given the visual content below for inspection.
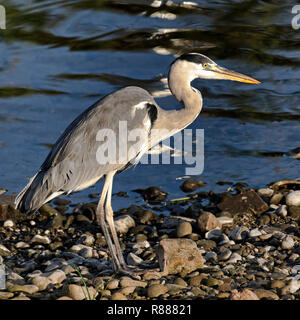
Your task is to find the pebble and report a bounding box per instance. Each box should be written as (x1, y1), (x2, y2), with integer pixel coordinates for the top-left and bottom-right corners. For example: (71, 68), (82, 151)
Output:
(31, 275), (50, 291)
(288, 206), (300, 218)
(277, 205), (288, 217)
(218, 248), (232, 261)
(117, 286), (136, 296)
(173, 278), (188, 287)
(126, 252), (144, 266)
(257, 188), (274, 197)
(180, 179), (205, 193)
(81, 234), (95, 246)
(231, 289), (259, 300)
(114, 215), (135, 234)
(205, 228), (223, 241)
(198, 212), (221, 232)
(15, 241), (30, 249)
(281, 235), (294, 250)
(0, 244), (11, 256)
(286, 191), (300, 206)
(176, 221), (193, 237)
(111, 292), (127, 300)
(57, 296), (73, 300)
(203, 277), (223, 287)
(47, 269), (66, 285)
(227, 252), (242, 264)
(270, 192), (283, 205)
(120, 277), (147, 288)
(8, 284), (39, 295)
(249, 228), (262, 238)
(229, 226), (249, 241)
(71, 244), (93, 258)
(205, 251), (218, 262)
(3, 219), (14, 228)
(31, 235), (51, 245)
(0, 292), (14, 299)
(217, 216), (233, 226)
(269, 280), (286, 289)
(253, 289), (279, 300)
(107, 279), (119, 290)
(67, 284), (97, 300)
(147, 284), (168, 298)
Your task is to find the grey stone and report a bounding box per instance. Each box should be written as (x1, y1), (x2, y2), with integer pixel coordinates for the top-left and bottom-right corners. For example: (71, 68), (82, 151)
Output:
(114, 215), (135, 234)
(281, 235), (294, 250)
(286, 191), (300, 206)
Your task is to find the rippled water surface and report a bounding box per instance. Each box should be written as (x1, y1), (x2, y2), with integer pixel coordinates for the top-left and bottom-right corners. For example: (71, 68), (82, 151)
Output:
(1, 0), (300, 209)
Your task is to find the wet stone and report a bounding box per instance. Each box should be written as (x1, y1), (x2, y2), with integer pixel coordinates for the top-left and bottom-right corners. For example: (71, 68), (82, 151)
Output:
(133, 186), (167, 204)
(180, 179), (205, 193)
(217, 190), (268, 216)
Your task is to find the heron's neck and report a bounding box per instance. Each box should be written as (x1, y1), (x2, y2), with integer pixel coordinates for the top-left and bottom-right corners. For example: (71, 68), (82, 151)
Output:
(160, 66), (203, 132)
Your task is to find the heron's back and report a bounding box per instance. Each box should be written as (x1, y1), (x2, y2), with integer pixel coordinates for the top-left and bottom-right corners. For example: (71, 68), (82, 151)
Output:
(15, 86), (158, 214)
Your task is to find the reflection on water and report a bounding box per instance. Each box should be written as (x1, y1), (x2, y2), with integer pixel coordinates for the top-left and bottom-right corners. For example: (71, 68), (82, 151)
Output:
(1, 0), (300, 209)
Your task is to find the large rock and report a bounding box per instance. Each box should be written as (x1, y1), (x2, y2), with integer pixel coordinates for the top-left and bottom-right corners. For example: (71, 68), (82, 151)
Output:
(156, 238), (204, 276)
(217, 190), (268, 216)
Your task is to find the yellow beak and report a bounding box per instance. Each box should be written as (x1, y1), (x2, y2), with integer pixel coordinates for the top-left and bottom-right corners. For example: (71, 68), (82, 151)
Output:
(212, 65), (260, 84)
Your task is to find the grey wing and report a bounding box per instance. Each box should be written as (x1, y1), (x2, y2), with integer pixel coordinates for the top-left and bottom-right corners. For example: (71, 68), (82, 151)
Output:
(15, 86), (158, 213)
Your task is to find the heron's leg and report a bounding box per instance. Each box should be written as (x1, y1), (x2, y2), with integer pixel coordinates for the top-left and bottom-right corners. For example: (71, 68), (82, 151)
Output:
(104, 172), (128, 268)
(96, 174), (121, 271)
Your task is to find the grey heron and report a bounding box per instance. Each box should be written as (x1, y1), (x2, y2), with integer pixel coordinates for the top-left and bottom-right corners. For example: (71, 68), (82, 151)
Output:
(15, 53), (260, 275)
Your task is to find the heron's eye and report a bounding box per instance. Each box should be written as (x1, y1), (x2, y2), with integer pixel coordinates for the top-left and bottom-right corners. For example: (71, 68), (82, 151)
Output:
(202, 63), (208, 68)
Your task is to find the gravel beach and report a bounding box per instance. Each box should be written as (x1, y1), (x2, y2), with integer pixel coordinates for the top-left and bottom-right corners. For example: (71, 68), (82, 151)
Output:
(0, 180), (299, 300)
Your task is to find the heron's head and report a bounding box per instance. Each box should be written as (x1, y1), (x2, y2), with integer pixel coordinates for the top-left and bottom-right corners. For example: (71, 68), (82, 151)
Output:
(172, 53), (260, 84)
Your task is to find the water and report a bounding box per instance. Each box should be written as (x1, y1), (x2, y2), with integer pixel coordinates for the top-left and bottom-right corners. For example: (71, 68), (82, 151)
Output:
(1, 0), (300, 210)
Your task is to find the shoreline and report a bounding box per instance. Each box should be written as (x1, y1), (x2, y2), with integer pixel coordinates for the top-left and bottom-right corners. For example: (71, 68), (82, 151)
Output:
(0, 179), (299, 300)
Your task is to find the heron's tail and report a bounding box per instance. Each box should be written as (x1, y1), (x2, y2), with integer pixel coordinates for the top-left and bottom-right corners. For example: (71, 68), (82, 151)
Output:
(15, 171), (59, 214)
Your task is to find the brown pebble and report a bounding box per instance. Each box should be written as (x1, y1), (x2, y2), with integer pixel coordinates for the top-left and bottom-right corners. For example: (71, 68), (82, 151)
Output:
(197, 211), (221, 232)
(111, 292), (127, 300)
(147, 284), (168, 298)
